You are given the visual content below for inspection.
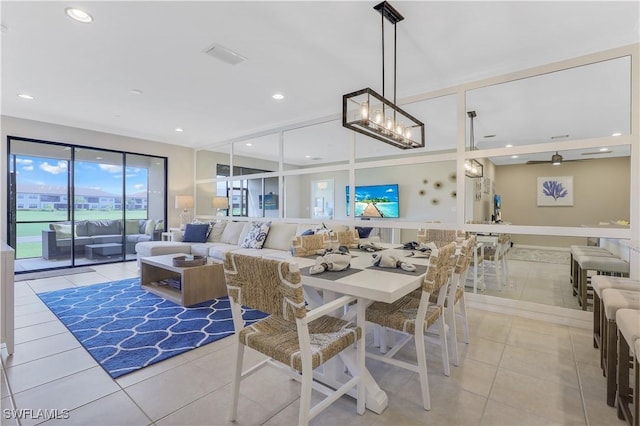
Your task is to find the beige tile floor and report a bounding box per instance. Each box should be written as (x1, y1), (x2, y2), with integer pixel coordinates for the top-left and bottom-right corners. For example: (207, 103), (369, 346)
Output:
(1, 260), (624, 425)
(468, 255), (583, 311)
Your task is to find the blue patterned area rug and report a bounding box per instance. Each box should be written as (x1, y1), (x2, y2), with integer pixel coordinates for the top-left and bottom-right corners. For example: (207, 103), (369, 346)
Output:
(37, 278), (267, 379)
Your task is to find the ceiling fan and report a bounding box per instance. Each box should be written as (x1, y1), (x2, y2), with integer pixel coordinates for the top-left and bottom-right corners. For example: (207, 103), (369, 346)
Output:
(526, 151), (588, 165)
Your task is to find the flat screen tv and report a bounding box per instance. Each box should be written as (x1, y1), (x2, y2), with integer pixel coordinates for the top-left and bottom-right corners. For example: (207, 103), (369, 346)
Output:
(346, 184), (399, 218)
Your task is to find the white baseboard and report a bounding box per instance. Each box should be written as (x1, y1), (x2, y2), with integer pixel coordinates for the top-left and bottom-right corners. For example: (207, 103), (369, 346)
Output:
(512, 244), (571, 252)
(465, 292), (591, 329)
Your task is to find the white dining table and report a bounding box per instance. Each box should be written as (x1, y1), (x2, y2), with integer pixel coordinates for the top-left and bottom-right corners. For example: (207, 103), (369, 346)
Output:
(266, 244), (431, 414)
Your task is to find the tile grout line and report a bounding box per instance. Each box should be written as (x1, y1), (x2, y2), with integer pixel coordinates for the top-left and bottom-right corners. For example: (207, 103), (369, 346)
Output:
(477, 313), (513, 424)
(571, 331), (591, 425)
(1, 355), (21, 426)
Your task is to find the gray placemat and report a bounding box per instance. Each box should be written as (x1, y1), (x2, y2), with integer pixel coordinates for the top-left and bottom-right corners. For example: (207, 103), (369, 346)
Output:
(300, 265), (363, 281)
(365, 263), (428, 276)
(402, 251), (431, 259)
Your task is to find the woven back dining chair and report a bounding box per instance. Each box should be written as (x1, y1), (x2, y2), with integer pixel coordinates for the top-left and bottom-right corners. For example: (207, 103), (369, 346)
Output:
(417, 228), (466, 248)
(334, 229), (361, 249)
(440, 235), (474, 365)
(365, 242), (457, 410)
(291, 233), (331, 257)
(223, 252), (365, 426)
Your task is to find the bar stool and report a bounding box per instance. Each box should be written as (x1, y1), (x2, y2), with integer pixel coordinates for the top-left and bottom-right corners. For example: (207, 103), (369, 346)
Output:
(569, 246), (613, 296)
(575, 255), (630, 310)
(592, 276), (640, 349)
(602, 289), (640, 406)
(616, 308), (640, 426)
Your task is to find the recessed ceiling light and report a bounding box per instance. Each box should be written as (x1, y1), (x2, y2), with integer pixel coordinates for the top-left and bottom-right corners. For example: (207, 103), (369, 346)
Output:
(599, 147), (609, 152)
(272, 93), (284, 100)
(17, 93), (34, 100)
(511, 155), (519, 159)
(65, 7), (93, 23)
(129, 89), (143, 95)
(304, 155), (311, 159)
(96, 156), (102, 160)
(245, 143), (252, 146)
(611, 132), (622, 137)
(175, 128), (184, 132)
(505, 144), (513, 148)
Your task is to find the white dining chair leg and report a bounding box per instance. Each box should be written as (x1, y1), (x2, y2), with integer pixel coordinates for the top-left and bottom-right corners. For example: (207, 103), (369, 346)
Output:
(495, 256), (503, 291)
(439, 318), (450, 376)
(447, 304), (459, 366)
(372, 324), (380, 348)
(414, 328), (431, 410)
(298, 366), (313, 426)
(379, 326), (388, 353)
(458, 296), (470, 344)
(356, 299), (366, 415)
(502, 256), (509, 286)
(229, 340), (244, 421)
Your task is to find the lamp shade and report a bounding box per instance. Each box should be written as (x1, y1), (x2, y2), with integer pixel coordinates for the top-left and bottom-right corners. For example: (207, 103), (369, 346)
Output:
(175, 195), (194, 209)
(212, 196), (229, 209)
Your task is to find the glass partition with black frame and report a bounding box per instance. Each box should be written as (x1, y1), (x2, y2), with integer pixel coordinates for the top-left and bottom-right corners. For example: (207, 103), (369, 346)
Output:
(7, 136), (167, 273)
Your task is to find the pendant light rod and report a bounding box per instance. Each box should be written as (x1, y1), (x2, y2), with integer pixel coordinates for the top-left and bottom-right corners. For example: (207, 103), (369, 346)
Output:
(394, 23), (397, 104)
(381, 10), (385, 99)
(467, 110), (477, 151)
(375, 1), (404, 102)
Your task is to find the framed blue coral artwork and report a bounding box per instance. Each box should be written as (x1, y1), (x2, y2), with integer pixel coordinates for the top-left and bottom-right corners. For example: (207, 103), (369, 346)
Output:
(537, 176), (574, 206)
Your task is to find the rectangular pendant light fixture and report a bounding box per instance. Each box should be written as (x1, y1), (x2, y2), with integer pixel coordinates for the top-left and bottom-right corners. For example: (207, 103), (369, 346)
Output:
(342, 2), (425, 150)
(343, 88), (425, 149)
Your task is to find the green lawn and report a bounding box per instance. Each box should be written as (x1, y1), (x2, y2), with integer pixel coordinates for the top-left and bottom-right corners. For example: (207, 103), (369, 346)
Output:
(15, 209), (148, 259)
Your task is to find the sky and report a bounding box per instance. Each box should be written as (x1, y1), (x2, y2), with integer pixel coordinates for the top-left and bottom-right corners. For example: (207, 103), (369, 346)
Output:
(14, 155), (148, 195)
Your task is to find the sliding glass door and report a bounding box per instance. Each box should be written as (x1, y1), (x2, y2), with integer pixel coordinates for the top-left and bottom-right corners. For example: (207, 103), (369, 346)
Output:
(73, 148), (125, 265)
(9, 140), (73, 269)
(7, 137), (167, 273)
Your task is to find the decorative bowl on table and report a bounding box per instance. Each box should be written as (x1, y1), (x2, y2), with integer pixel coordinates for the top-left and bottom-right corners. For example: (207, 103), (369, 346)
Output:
(172, 255), (206, 267)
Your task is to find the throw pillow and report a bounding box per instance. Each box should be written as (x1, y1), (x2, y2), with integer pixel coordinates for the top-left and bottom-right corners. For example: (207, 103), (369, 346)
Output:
(125, 220), (140, 235)
(144, 219), (156, 236)
(181, 223), (210, 243)
(52, 223), (73, 239)
(240, 222), (271, 249)
(220, 222), (246, 245)
(207, 221), (227, 242)
(356, 226), (373, 239)
(301, 229), (315, 236)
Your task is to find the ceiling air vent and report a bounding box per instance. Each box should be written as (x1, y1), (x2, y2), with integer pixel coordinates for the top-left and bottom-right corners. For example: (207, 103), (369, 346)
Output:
(203, 43), (247, 65)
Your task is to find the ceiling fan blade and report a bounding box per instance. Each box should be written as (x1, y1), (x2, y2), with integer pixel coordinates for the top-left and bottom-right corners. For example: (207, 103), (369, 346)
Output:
(526, 160), (552, 165)
(581, 150), (612, 155)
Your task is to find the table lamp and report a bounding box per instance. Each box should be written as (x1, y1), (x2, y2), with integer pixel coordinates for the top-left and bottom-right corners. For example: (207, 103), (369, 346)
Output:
(212, 196), (229, 216)
(175, 195), (194, 229)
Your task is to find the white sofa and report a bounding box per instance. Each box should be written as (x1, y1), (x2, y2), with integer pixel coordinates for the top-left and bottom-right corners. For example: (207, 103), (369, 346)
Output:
(135, 221), (350, 266)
